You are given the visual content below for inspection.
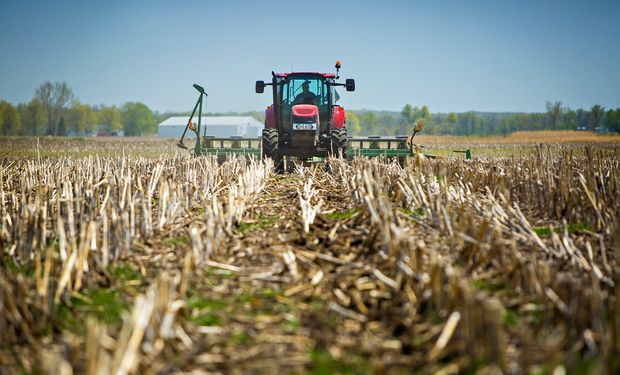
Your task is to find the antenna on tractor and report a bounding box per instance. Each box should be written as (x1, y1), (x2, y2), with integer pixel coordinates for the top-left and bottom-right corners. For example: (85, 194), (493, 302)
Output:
(335, 60), (341, 79)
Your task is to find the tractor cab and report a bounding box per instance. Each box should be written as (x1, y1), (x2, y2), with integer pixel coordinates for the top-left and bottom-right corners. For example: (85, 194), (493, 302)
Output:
(256, 62), (355, 168)
(279, 75), (331, 131)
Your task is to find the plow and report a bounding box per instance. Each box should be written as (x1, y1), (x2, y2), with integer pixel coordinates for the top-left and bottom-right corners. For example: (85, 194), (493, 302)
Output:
(176, 61), (471, 166)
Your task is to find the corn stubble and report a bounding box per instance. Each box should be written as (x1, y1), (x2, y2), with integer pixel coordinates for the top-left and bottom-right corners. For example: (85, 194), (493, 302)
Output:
(1, 144), (619, 374)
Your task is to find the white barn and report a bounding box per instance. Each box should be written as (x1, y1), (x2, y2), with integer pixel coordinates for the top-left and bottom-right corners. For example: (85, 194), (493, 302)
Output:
(158, 116), (262, 138)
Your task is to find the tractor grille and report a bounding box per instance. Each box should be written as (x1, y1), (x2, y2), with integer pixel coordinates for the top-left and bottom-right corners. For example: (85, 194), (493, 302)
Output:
(292, 115), (318, 124)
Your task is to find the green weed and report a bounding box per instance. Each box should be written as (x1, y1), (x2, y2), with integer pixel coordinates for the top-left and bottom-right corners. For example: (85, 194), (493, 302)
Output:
(401, 207), (425, 219)
(533, 223), (593, 237)
(310, 349), (369, 375)
(325, 209), (359, 220)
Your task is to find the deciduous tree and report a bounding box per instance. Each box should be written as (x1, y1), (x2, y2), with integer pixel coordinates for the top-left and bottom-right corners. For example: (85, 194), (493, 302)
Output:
(607, 108), (620, 133)
(34, 81), (74, 135)
(590, 104), (605, 130)
(97, 106), (122, 134)
(346, 111), (361, 136)
(68, 101), (97, 135)
(19, 99), (46, 136)
(121, 102), (156, 136)
(546, 101), (562, 130)
(0, 101), (21, 136)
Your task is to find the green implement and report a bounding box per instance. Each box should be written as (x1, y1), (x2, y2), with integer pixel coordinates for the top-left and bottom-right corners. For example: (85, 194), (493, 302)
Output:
(193, 135), (471, 160)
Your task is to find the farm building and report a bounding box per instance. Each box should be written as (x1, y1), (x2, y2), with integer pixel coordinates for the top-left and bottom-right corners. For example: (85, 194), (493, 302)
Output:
(158, 116), (262, 138)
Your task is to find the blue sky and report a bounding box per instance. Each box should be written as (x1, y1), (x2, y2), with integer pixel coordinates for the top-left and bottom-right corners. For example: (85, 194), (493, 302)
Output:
(1, 0), (619, 113)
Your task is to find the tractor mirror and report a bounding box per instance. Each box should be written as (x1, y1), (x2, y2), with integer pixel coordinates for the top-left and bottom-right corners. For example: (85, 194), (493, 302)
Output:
(345, 79), (355, 92)
(255, 81), (265, 94)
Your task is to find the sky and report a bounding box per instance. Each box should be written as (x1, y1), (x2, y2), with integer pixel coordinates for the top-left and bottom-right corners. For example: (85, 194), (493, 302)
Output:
(0, 0), (619, 114)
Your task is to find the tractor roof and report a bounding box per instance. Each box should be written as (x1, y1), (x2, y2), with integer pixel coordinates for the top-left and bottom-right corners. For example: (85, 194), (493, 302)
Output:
(275, 72), (336, 79)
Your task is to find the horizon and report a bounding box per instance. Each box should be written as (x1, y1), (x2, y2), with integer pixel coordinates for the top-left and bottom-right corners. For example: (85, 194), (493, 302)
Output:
(1, 0), (619, 114)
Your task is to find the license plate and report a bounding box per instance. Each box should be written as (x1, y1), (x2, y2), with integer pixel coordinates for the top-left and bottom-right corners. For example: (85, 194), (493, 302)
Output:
(293, 123), (316, 131)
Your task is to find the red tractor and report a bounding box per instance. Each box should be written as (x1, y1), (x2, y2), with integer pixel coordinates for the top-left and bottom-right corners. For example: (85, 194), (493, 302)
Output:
(255, 61), (355, 170)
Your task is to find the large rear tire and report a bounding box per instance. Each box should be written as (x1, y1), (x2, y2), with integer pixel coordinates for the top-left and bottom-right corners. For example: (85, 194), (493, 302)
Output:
(330, 128), (348, 158)
(262, 128), (283, 172)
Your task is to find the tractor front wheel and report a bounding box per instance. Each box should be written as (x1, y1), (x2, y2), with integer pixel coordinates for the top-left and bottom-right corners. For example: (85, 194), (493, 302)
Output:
(330, 128), (348, 158)
(262, 128), (283, 172)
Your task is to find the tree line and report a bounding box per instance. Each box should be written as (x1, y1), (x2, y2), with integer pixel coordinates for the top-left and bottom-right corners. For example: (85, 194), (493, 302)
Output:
(346, 101), (620, 136)
(2, 82), (619, 137)
(0, 81), (158, 137)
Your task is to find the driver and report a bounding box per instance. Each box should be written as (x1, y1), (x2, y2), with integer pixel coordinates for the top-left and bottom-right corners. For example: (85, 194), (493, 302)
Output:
(293, 80), (317, 105)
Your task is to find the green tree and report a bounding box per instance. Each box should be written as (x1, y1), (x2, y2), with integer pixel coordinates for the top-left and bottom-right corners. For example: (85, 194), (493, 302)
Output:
(546, 101), (562, 130)
(437, 112), (457, 135)
(57, 116), (67, 136)
(34, 81), (74, 135)
(346, 111), (361, 136)
(358, 112), (379, 135)
(97, 105), (122, 133)
(590, 104), (605, 130)
(445, 112), (457, 127)
(68, 101), (97, 135)
(575, 109), (589, 130)
(0, 101), (22, 136)
(401, 104), (414, 124)
(457, 112), (480, 135)
(18, 99), (46, 136)
(562, 108), (577, 130)
(121, 102), (156, 136)
(606, 108), (620, 133)
(419, 105), (431, 123)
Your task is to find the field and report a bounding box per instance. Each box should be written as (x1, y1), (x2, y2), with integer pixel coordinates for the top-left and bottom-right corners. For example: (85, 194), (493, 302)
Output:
(1, 133), (619, 374)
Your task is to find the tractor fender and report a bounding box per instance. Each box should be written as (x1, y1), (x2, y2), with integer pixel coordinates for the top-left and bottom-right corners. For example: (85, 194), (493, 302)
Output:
(265, 106), (275, 128)
(332, 105), (346, 129)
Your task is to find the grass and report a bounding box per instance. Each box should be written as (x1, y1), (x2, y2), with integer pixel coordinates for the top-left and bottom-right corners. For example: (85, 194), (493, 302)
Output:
(310, 349), (369, 375)
(471, 279), (507, 292)
(401, 207), (425, 219)
(283, 315), (300, 333)
(185, 288), (290, 328)
(56, 264), (142, 331)
(502, 309), (520, 328)
(2, 256), (35, 277)
(230, 331), (251, 345)
(235, 215), (275, 234)
(325, 209), (359, 220)
(533, 223), (593, 237)
(58, 287), (129, 329)
(108, 264), (141, 282)
(191, 313), (221, 326)
(186, 296), (228, 326)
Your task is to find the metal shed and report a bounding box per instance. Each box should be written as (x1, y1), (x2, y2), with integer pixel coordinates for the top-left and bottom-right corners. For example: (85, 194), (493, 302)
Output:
(158, 116), (262, 138)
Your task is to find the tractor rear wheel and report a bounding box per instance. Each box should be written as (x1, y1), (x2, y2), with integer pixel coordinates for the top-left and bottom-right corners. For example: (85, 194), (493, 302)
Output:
(262, 128), (283, 172)
(330, 128), (348, 158)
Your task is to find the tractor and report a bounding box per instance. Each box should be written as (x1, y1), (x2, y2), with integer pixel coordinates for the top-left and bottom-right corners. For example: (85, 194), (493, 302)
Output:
(255, 61), (355, 170)
(176, 62), (471, 163)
